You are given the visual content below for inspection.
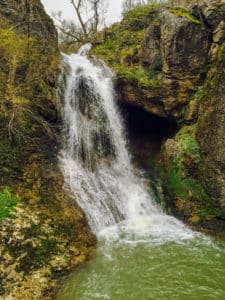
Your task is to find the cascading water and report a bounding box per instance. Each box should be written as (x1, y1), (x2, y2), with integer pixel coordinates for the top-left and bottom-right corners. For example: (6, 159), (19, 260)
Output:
(57, 45), (225, 300)
(59, 44), (193, 241)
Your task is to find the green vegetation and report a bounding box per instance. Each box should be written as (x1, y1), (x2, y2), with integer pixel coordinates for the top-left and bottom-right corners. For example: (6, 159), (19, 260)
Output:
(92, 4), (162, 89)
(164, 125), (207, 202)
(0, 187), (18, 220)
(175, 124), (201, 165)
(166, 160), (208, 203)
(122, 4), (158, 30)
(0, 17), (58, 141)
(169, 8), (201, 25)
(0, 15), (58, 191)
(158, 123), (225, 222)
(191, 87), (206, 103)
(117, 65), (162, 87)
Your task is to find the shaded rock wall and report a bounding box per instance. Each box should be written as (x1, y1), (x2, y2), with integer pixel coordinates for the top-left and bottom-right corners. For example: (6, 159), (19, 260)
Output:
(197, 43), (225, 209)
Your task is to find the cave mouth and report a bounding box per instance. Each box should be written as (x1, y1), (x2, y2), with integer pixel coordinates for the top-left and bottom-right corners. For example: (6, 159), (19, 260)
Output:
(119, 103), (177, 161)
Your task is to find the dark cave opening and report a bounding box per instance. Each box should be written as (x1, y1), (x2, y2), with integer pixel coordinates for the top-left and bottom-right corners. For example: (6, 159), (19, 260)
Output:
(119, 103), (177, 163)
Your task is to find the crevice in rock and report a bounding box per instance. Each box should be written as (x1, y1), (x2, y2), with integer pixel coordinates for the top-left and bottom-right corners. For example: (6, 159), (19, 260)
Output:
(119, 103), (177, 162)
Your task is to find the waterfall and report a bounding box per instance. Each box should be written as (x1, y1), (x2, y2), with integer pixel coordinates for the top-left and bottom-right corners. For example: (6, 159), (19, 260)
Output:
(58, 45), (194, 242)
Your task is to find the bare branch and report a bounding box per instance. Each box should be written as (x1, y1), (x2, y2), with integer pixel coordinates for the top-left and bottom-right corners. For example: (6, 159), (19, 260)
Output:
(71, 0), (88, 38)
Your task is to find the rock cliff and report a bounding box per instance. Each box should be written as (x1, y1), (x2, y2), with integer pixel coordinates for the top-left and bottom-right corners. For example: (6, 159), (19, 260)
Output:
(93, 0), (225, 234)
(0, 1), (95, 298)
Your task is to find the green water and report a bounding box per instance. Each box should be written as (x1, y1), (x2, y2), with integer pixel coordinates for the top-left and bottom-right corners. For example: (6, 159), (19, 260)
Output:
(57, 223), (225, 300)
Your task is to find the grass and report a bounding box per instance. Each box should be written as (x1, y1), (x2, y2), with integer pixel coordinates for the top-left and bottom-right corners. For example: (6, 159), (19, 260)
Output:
(0, 187), (18, 220)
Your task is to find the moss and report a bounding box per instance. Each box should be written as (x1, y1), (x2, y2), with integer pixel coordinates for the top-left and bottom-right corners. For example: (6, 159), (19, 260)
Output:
(169, 8), (201, 25)
(34, 238), (58, 265)
(91, 5), (162, 90)
(0, 187), (18, 220)
(157, 122), (225, 226)
(116, 65), (162, 87)
(197, 207), (225, 220)
(166, 159), (209, 203)
(122, 4), (157, 31)
(191, 87), (206, 103)
(174, 124), (201, 163)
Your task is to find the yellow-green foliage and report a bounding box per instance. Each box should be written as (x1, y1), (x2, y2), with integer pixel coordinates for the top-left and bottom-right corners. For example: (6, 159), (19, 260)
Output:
(0, 17), (58, 140)
(0, 16), (58, 192)
(169, 8), (201, 24)
(0, 25), (32, 128)
(92, 5), (161, 88)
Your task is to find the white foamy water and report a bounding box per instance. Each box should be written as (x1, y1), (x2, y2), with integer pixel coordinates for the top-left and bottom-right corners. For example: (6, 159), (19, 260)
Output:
(58, 45), (198, 243)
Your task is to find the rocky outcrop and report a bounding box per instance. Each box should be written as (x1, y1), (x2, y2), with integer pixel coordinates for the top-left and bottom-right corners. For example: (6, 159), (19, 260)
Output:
(159, 9), (210, 115)
(93, 0), (225, 233)
(154, 1), (225, 232)
(133, 3), (213, 118)
(0, 0), (58, 52)
(195, 0), (225, 212)
(0, 0), (96, 298)
(197, 43), (225, 210)
(97, 1), (224, 121)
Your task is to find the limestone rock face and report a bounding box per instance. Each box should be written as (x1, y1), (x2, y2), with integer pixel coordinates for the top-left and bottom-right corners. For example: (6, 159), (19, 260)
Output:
(199, 1), (225, 29)
(197, 43), (225, 209)
(141, 13), (161, 70)
(195, 1), (225, 210)
(160, 10), (210, 114)
(116, 0), (225, 120)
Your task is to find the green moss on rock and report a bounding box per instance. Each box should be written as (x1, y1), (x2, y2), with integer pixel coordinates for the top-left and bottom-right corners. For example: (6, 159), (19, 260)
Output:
(92, 5), (161, 90)
(169, 8), (201, 25)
